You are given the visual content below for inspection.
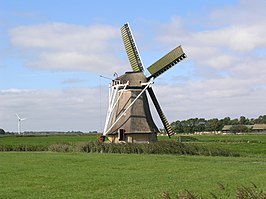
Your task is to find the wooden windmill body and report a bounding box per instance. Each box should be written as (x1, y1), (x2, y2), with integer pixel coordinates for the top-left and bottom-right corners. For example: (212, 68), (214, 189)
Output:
(103, 23), (186, 143)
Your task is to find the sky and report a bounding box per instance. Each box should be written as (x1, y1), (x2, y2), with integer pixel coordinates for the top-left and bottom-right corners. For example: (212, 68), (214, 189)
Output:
(1, 0), (266, 132)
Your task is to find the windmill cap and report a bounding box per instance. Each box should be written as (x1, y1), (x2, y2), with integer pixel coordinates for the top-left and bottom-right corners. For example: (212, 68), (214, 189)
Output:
(116, 71), (148, 87)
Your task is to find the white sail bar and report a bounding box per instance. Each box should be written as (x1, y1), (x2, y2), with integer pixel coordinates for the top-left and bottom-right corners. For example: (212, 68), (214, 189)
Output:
(103, 81), (129, 136)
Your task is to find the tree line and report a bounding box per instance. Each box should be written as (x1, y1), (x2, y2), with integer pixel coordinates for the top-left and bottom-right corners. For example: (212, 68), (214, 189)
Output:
(170, 115), (266, 134)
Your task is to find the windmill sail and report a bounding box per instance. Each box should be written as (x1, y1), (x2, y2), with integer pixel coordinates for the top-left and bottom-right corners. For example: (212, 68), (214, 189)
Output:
(147, 87), (174, 138)
(147, 46), (186, 79)
(121, 23), (144, 72)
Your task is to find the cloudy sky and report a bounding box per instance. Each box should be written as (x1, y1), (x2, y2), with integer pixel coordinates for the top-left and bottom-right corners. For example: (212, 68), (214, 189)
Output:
(1, 0), (266, 132)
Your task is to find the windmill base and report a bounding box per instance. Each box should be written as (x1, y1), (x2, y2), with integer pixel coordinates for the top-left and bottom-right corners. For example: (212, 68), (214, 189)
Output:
(107, 132), (157, 143)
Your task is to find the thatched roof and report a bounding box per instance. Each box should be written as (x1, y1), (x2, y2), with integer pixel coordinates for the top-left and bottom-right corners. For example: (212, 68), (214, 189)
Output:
(222, 124), (266, 131)
(253, 124), (266, 130)
(222, 125), (233, 131)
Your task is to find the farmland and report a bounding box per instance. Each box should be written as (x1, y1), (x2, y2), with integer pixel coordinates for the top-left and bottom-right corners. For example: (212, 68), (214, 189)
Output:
(0, 134), (266, 198)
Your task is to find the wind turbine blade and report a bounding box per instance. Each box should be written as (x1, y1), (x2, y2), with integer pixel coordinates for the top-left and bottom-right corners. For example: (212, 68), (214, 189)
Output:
(147, 87), (174, 138)
(16, 113), (21, 119)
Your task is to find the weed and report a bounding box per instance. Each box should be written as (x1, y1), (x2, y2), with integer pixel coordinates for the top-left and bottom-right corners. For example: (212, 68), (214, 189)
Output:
(236, 183), (266, 199)
(160, 184), (266, 199)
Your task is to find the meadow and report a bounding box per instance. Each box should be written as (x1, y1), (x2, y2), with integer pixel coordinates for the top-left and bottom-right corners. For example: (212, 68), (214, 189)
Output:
(0, 134), (97, 151)
(0, 134), (97, 146)
(0, 152), (266, 198)
(0, 133), (266, 198)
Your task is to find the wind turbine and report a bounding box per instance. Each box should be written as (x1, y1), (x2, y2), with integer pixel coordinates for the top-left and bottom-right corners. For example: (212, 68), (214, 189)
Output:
(16, 113), (26, 135)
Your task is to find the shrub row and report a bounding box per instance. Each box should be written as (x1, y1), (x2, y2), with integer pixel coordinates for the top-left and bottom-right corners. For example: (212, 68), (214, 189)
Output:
(48, 141), (240, 157)
(0, 141), (240, 157)
(0, 144), (48, 151)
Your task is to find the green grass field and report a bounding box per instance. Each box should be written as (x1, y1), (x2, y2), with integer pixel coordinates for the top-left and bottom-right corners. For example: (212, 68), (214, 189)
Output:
(162, 134), (266, 157)
(0, 152), (265, 199)
(0, 134), (97, 145)
(0, 134), (266, 198)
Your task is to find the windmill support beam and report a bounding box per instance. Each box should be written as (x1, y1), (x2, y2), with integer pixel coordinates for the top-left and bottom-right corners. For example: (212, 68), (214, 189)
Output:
(103, 83), (119, 135)
(103, 81), (129, 136)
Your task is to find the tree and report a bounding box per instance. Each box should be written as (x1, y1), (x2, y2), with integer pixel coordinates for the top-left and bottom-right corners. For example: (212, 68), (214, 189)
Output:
(230, 125), (250, 134)
(0, 128), (5, 135)
(170, 115), (266, 134)
(219, 117), (231, 126)
(239, 116), (250, 125)
(171, 120), (184, 134)
(231, 118), (239, 125)
(206, 118), (220, 132)
(256, 115), (266, 124)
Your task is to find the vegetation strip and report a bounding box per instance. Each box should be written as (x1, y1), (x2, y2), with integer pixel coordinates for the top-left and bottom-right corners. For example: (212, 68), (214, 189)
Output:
(2, 133), (266, 157)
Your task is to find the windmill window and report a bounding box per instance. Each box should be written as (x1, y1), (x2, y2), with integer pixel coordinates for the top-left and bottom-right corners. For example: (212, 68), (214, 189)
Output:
(118, 129), (125, 141)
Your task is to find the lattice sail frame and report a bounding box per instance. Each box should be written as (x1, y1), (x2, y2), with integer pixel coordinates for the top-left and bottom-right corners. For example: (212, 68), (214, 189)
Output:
(147, 46), (186, 79)
(121, 23), (144, 72)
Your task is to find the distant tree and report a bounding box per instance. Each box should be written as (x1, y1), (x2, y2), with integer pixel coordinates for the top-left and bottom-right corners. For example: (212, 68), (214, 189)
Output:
(239, 116), (250, 125)
(249, 115), (266, 124)
(170, 115), (266, 134)
(219, 117), (231, 126)
(171, 120), (184, 134)
(258, 115), (266, 124)
(231, 118), (239, 125)
(250, 118), (255, 125)
(197, 118), (207, 132)
(230, 125), (250, 134)
(206, 118), (220, 132)
(0, 128), (5, 134)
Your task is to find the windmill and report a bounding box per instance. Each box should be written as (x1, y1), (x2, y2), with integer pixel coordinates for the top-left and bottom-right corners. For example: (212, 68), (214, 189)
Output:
(16, 113), (26, 135)
(102, 23), (186, 143)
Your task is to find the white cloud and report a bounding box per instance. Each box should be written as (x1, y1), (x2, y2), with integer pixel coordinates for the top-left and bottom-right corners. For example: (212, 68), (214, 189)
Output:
(9, 23), (126, 74)
(152, 81), (266, 123)
(0, 88), (108, 132)
(191, 25), (266, 52)
(150, 1), (266, 121)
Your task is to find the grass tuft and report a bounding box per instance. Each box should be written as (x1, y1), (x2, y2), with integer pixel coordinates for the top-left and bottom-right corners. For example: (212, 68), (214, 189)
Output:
(236, 183), (266, 199)
(160, 184), (266, 199)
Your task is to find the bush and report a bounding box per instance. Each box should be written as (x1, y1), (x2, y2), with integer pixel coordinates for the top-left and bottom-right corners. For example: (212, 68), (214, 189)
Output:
(48, 144), (73, 152)
(0, 140), (240, 157)
(0, 144), (48, 151)
(75, 141), (239, 157)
